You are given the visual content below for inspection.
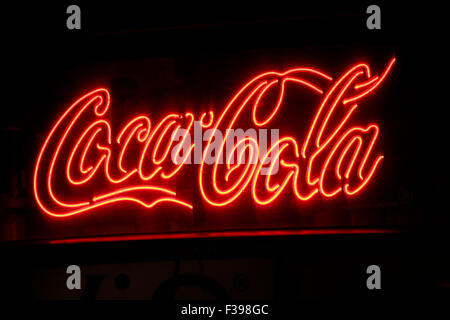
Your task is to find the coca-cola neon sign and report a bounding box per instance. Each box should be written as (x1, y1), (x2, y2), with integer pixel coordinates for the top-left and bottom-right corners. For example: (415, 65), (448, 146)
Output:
(33, 58), (396, 218)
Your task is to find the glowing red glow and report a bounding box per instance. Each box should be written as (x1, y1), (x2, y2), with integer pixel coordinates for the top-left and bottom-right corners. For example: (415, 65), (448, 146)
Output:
(46, 228), (402, 244)
(34, 58), (395, 217)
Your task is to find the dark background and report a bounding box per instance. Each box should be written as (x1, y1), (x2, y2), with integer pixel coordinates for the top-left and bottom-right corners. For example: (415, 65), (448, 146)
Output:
(1, 1), (449, 304)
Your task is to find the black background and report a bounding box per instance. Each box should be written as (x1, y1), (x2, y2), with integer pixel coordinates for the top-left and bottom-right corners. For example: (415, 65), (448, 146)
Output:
(1, 0), (449, 306)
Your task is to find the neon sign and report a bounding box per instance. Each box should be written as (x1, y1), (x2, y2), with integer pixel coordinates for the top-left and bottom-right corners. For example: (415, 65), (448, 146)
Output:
(34, 58), (395, 217)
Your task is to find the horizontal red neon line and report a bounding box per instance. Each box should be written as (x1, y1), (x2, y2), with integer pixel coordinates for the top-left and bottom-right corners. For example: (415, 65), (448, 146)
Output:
(42, 228), (403, 244)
